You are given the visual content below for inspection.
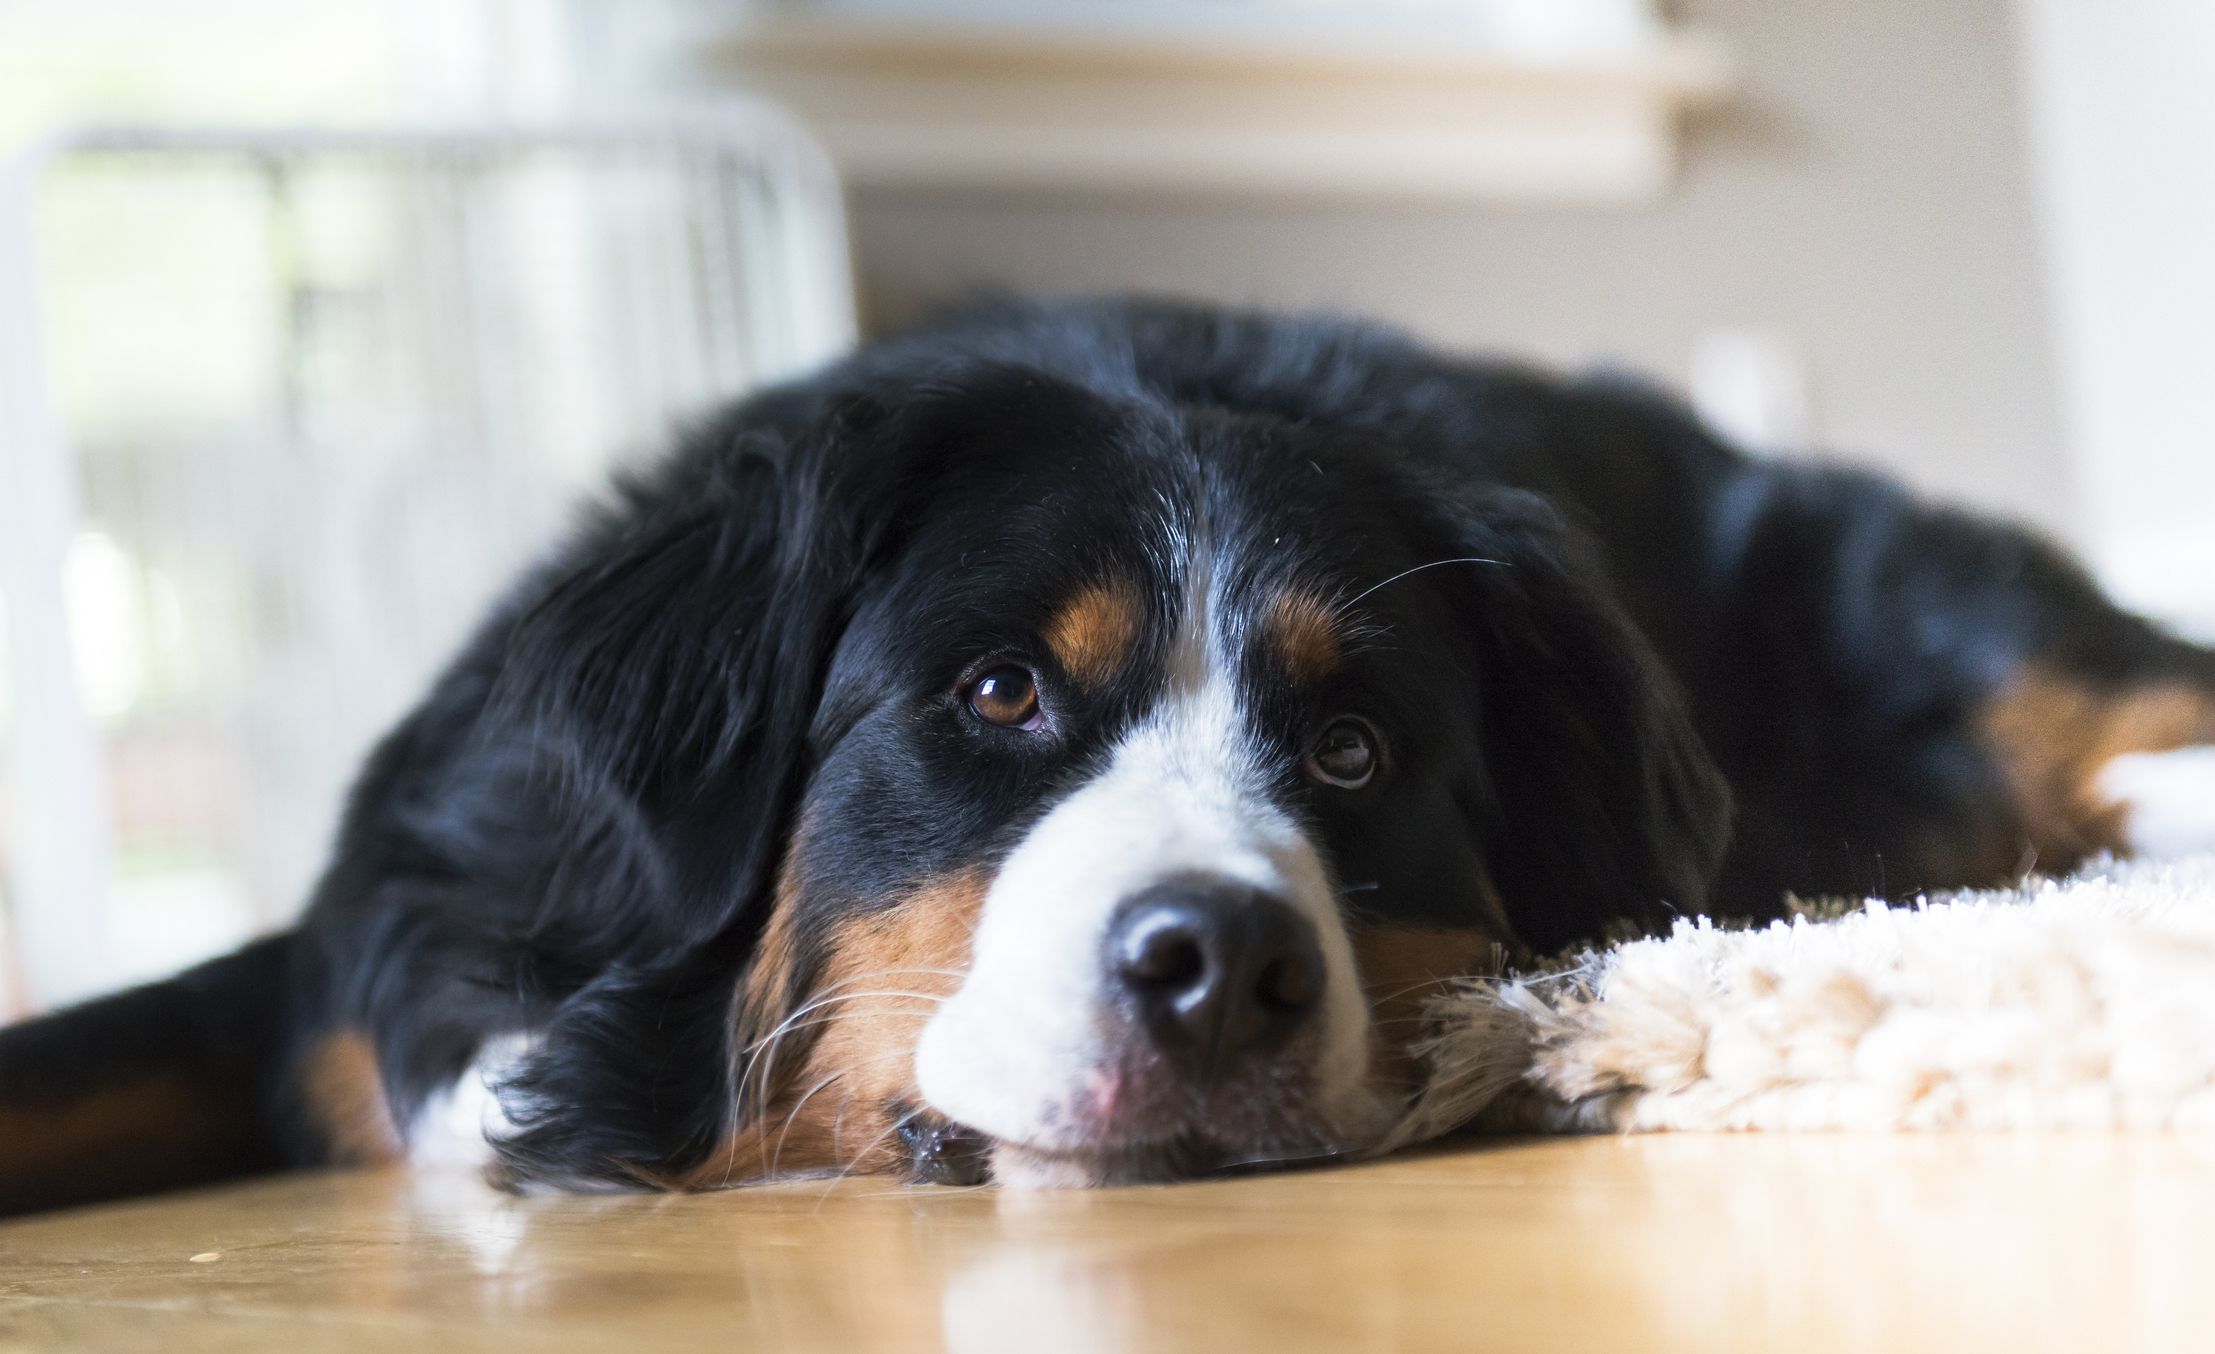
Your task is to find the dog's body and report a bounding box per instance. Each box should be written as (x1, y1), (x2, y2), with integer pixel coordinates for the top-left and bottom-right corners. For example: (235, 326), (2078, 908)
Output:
(6, 298), (2215, 1213)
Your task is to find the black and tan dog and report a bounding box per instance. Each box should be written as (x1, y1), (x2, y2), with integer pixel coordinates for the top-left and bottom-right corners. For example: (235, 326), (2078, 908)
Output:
(6, 297), (2214, 1213)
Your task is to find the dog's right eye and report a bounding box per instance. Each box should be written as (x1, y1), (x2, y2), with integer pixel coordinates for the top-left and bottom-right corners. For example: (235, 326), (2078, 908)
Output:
(966, 665), (1044, 730)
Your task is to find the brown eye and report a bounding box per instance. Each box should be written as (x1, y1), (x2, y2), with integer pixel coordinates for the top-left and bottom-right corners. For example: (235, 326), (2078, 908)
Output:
(967, 665), (1043, 730)
(1306, 716), (1380, 789)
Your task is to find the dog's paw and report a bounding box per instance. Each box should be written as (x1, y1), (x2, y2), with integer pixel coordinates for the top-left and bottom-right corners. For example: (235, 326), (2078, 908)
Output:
(2098, 746), (2215, 856)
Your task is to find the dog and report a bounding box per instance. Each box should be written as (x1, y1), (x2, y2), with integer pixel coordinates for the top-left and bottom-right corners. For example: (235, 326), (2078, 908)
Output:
(5, 297), (2214, 1213)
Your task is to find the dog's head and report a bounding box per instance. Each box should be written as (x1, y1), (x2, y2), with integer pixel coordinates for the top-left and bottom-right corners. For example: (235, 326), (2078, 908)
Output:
(487, 359), (1728, 1188)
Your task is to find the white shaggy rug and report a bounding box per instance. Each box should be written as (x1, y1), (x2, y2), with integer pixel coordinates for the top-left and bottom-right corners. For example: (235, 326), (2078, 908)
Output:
(1389, 855), (2215, 1143)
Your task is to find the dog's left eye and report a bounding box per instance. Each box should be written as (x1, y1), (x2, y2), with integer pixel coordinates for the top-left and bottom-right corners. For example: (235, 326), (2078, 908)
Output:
(1306, 716), (1380, 788)
(966, 665), (1044, 730)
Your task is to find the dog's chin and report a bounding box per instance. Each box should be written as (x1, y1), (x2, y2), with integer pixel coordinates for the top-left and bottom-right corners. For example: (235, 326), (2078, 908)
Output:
(982, 1126), (1364, 1188)
(898, 1114), (1263, 1188)
(974, 1131), (1230, 1188)
(942, 1089), (1399, 1190)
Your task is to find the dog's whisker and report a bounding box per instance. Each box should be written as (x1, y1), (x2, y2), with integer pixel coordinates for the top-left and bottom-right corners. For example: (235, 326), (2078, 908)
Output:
(1343, 556), (1507, 609)
(744, 1044), (923, 1181)
(736, 995), (946, 1148)
(736, 1012), (929, 1094)
(768, 1068), (852, 1179)
(811, 1116), (914, 1210)
(737, 996), (943, 1105)
(741, 990), (948, 1058)
(1363, 976), (1476, 1006)
(810, 966), (970, 989)
(1210, 1142), (1353, 1173)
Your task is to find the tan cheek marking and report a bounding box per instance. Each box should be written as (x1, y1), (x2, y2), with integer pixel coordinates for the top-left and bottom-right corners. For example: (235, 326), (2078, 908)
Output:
(1980, 668), (2215, 872)
(1267, 587), (1344, 686)
(1044, 581), (1143, 689)
(733, 877), (810, 1062)
(298, 1029), (402, 1166)
(684, 869), (989, 1188)
(729, 799), (833, 1058)
(1352, 923), (1505, 1096)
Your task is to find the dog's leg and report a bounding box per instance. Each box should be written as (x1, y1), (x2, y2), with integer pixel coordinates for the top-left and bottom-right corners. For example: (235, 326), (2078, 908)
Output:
(0, 936), (300, 1215)
(2097, 746), (2215, 856)
(1981, 660), (2215, 864)
(1686, 460), (2215, 908)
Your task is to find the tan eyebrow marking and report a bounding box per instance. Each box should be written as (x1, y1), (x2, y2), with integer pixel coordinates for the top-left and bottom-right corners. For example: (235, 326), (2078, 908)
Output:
(1267, 587), (1345, 685)
(1043, 580), (1144, 689)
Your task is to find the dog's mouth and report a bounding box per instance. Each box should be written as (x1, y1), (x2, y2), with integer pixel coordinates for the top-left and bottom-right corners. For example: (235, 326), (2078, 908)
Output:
(895, 1109), (995, 1186)
(893, 1106), (1356, 1188)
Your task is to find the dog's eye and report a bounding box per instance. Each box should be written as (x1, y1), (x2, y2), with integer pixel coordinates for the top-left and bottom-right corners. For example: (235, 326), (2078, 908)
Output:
(967, 665), (1043, 730)
(1306, 716), (1380, 789)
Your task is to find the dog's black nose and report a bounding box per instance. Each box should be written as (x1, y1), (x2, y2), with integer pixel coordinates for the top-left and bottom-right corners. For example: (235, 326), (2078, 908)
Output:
(1109, 878), (1325, 1067)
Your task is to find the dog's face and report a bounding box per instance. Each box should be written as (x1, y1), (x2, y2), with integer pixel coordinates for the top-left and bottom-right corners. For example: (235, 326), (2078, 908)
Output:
(657, 368), (1726, 1188)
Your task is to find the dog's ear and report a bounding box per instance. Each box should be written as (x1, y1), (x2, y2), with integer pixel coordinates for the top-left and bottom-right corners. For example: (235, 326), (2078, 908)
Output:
(485, 374), (1044, 955)
(448, 389), (927, 1181)
(462, 373), (1083, 1183)
(490, 415), (859, 951)
(1442, 489), (1733, 953)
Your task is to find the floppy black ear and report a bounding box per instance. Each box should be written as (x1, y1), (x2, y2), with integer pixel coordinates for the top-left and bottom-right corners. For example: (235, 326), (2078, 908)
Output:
(433, 365), (1104, 1185)
(489, 422), (850, 951)
(1447, 490), (1733, 953)
(482, 377), (1015, 957)
(442, 393), (909, 1183)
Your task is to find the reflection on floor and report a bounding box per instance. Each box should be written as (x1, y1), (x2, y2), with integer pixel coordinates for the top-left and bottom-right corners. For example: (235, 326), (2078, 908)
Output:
(0, 1134), (2209, 1352)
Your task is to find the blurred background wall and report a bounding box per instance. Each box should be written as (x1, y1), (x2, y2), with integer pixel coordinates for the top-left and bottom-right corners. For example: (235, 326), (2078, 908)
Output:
(626, 0), (2215, 623)
(826, 0), (2071, 535)
(2016, 0), (2215, 638)
(8, 0), (2193, 592)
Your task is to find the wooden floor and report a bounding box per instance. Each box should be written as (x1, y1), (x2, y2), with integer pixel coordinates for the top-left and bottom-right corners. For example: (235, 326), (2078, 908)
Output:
(1, 1134), (2210, 1352)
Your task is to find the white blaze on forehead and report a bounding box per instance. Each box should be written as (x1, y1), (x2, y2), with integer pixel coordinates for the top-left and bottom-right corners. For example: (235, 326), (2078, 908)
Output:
(914, 547), (1378, 1164)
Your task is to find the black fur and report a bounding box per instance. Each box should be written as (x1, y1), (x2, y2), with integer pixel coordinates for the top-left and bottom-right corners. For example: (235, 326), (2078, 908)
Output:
(4, 295), (2210, 1212)
(0, 937), (291, 1214)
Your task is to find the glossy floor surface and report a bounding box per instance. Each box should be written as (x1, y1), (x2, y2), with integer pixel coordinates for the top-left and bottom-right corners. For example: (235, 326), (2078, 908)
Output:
(1, 1135), (2209, 1352)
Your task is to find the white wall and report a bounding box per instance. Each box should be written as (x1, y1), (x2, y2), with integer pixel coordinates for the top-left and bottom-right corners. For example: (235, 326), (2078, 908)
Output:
(2017, 0), (2215, 638)
(824, 0), (2072, 536)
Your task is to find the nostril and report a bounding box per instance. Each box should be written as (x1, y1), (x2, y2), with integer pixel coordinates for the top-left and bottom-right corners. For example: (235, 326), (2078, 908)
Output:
(1258, 948), (1324, 1012)
(1117, 917), (1208, 993)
